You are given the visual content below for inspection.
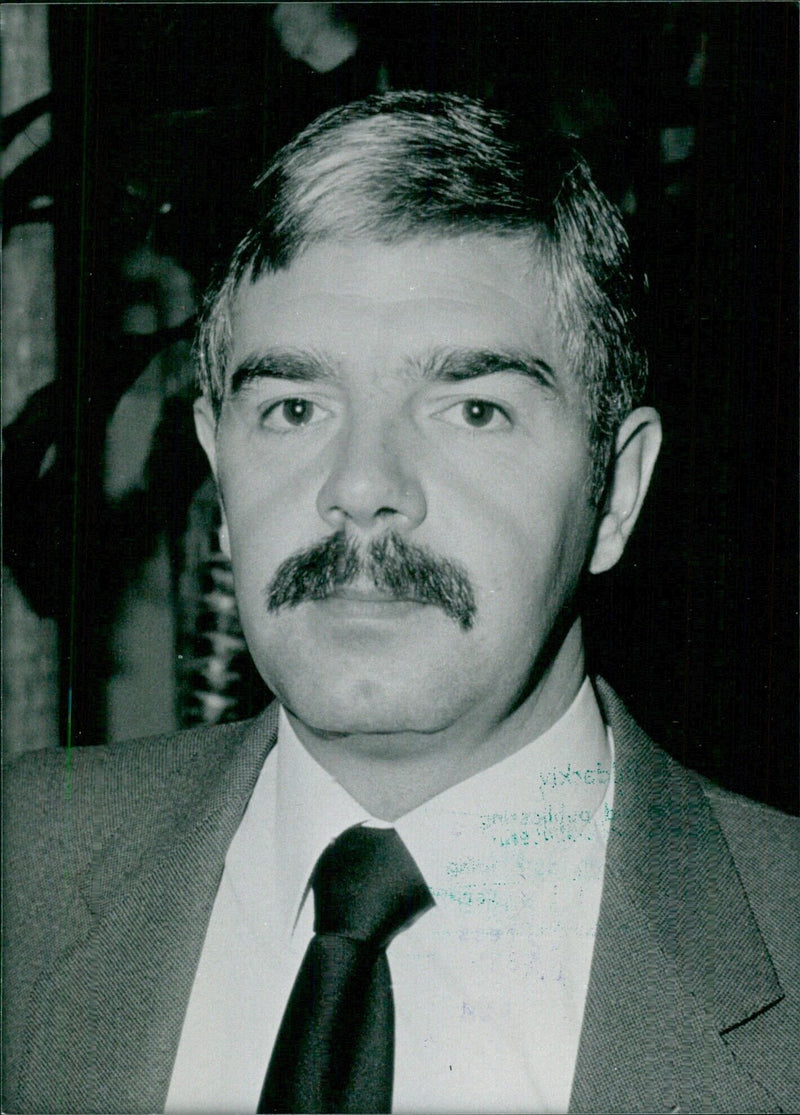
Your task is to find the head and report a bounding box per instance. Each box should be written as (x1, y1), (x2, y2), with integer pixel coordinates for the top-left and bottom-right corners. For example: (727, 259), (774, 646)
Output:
(194, 92), (660, 747)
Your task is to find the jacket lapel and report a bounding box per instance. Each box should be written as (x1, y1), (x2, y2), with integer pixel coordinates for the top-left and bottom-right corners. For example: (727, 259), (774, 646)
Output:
(17, 706), (279, 1115)
(569, 681), (784, 1112)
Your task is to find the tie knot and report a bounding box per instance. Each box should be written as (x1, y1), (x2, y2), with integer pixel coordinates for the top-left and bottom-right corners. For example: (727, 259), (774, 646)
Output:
(312, 825), (433, 948)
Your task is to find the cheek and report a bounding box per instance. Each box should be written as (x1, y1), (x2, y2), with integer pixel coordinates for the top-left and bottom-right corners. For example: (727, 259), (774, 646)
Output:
(218, 444), (312, 559)
(219, 496), (286, 623)
(461, 476), (594, 624)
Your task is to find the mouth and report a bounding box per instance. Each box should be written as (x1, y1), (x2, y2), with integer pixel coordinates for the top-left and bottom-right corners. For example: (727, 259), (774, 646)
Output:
(314, 584), (428, 622)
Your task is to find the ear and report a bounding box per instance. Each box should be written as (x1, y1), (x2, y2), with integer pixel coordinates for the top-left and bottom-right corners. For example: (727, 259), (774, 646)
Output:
(589, 406), (662, 575)
(194, 394), (218, 476)
(194, 395), (231, 558)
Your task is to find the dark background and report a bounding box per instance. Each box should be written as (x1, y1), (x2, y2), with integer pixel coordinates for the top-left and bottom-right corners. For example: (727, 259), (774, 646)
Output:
(8, 4), (797, 812)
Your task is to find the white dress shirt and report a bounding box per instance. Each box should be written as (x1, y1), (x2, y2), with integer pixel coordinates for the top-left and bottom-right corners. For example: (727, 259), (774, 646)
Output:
(166, 678), (614, 1114)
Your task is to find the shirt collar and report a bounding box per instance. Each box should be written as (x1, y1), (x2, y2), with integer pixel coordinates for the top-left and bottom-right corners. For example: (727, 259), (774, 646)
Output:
(276, 677), (610, 934)
(275, 708), (371, 934)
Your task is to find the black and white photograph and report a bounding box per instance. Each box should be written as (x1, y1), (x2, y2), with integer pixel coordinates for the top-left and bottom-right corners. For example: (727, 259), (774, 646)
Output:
(3, 4), (798, 1112)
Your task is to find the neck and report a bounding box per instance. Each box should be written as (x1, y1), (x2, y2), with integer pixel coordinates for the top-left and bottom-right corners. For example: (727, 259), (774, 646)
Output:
(286, 623), (587, 821)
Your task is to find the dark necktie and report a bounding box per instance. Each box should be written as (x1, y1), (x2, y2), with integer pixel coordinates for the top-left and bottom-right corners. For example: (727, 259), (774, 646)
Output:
(258, 824), (434, 1114)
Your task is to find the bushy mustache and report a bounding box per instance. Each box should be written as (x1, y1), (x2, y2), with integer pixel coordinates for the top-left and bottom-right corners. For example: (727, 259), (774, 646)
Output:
(265, 531), (476, 631)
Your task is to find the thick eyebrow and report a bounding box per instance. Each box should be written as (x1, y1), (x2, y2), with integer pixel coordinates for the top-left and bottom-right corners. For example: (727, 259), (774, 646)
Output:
(229, 349), (338, 396)
(414, 347), (558, 388)
(229, 345), (558, 397)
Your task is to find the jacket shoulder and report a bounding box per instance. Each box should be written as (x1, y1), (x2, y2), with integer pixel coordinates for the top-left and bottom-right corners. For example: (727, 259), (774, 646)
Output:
(702, 777), (799, 857)
(597, 676), (799, 991)
(2, 718), (266, 984)
(702, 779), (799, 983)
(4, 719), (255, 868)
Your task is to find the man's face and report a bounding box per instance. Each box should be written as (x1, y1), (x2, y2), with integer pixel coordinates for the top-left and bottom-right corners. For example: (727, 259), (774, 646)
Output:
(197, 235), (601, 739)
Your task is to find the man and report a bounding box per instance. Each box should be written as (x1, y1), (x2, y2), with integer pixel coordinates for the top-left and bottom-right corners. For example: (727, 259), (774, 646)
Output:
(4, 92), (798, 1114)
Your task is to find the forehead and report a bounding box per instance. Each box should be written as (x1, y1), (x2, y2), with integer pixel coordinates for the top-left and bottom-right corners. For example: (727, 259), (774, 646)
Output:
(228, 235), (569, 384)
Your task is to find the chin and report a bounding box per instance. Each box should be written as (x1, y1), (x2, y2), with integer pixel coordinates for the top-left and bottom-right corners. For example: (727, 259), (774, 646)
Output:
(295, 693), (439, 737)
(271, 668), (460, 738)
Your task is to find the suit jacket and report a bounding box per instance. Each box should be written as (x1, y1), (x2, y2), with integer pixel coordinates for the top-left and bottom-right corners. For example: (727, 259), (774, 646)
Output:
(3, 680), (799, 1114)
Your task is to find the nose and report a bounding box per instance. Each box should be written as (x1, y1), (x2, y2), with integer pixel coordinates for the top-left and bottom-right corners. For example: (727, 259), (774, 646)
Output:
(316, 416), (427, 533)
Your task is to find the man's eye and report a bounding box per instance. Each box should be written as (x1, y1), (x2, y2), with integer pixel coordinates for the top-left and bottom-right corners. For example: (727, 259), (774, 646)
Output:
(260, 398), (327, 430)
(436, 399), (511, 430)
